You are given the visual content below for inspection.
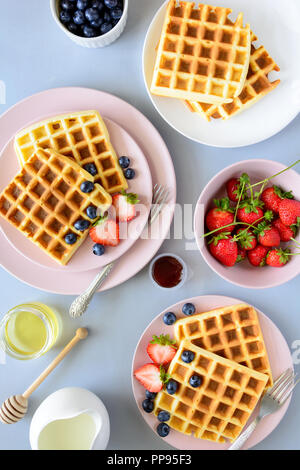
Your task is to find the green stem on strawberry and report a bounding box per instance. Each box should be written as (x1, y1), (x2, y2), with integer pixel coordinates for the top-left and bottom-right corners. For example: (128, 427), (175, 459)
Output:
(233, 181), (245, 224)
(247, 160), (300, 190)
(202, 215), (267, 239)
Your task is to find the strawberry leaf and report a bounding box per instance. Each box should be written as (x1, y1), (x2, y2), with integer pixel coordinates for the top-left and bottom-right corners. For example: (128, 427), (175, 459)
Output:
(92, 214), (108, 227)
(273, 185), (294, 200)
(208, 232), (231, 246)
(121, 190), (140, 205)
(160, 366), (171, 385)
(239, 173), (250, 186)
(213, 197), (234, 213)
(264, 210), (274, 222)
(150, 334), (177, 347)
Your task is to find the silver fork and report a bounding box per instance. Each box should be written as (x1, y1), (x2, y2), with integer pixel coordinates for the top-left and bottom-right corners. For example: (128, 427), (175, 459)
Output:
(229, 369), (299, 450)
(69, 184), (169, 318)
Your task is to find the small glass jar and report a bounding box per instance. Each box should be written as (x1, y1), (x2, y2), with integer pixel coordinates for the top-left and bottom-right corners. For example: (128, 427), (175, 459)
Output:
(149, 253), (188, 291)
(0, 303), (60, 360)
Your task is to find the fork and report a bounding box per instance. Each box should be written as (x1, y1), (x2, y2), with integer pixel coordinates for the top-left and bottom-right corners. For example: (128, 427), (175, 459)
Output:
(69, 184), (170, 318)
(229, 369), (299, 450)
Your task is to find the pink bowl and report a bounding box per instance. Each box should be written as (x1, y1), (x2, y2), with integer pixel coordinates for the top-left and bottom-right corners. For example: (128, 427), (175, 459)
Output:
(194, 159), (300, 289)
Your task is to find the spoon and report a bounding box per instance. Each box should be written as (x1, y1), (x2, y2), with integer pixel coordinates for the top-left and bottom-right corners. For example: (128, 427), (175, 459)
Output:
(0, 328), (88, 424)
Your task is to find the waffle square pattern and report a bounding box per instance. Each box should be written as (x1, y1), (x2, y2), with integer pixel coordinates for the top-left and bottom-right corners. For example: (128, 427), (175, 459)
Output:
(154, 340), (268, 443)
(151, 1), (251, 104)
(0, 148), (112, 265)
(174, 304), (273, 388)
(187, 34), (280, 119)
(14, 110), (128, 195)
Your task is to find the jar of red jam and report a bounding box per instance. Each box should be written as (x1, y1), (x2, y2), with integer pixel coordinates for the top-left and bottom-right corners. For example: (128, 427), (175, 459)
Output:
(149, 253), (187, 290)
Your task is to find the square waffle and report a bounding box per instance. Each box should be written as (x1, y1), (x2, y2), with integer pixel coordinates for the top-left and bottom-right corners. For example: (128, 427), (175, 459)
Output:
(14, 110), (128, 194)
(0, 148), (112, 265)
(187, 34), (280, 119)
(174, 304), (273, 387)
(151, 1), (251, 104)
(153, 340), (268, 443)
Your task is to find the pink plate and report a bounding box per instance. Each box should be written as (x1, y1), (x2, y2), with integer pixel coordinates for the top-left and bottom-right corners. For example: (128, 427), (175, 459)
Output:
(0, 118), (152, 273)
(0, 87), (176, 293)
(132, 295), (293, 450)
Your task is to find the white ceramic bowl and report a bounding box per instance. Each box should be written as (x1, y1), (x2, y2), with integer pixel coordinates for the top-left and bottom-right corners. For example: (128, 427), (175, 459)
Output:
(50, 0), (128, 48)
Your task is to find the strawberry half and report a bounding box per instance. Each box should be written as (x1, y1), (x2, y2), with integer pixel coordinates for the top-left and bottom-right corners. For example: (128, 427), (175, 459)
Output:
(89, 216), (120, 247)
(134, 364), (169, 393)
(112, 191), (139, 222)
(147, 334), (177, 365)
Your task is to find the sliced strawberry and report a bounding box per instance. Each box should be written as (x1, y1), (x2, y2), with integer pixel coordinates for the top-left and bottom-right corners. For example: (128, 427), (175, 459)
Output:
(134, 364), (167, 393)
(89, 217), (120, 247)
(147, 334), (177, 365)
(112, 191), (139, 222)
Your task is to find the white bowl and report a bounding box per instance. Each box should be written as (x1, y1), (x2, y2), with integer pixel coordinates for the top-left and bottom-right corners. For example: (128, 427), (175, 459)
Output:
(50, 0), (128, 48)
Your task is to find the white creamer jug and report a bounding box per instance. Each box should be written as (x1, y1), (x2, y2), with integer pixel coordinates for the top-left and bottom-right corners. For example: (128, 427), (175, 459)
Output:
(29, 387), (110, 450)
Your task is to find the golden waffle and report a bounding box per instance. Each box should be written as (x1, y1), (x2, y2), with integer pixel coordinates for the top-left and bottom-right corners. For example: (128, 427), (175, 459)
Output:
(187, 34), (280, 120)
(151, 1), (251, 104)
(0, 148), (112, 265)
(154, 340), (268, 443)
(14, 110), (128, 194)
(174, 304), (273, 388)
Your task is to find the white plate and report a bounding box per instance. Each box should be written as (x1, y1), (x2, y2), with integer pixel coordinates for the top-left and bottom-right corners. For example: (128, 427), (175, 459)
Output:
(143, 0), (300, 147)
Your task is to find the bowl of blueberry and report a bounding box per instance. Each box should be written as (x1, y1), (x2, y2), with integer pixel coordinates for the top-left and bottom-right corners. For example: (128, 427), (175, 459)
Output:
(50, 0), (128, 48)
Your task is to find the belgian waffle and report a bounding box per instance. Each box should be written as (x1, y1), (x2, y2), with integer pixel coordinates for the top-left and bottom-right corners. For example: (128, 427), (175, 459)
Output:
(154, 340), (268, 443)
(187, 35), (280, 120)
(151, 1), (251, 104)
(14, 110), (128, 194)
(0, 148), (112, 265)
(174, 304), (273, 387)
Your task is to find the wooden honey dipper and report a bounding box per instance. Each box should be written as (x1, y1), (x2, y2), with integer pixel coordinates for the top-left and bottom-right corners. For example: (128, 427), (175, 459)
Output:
(0, 327), (88, 424)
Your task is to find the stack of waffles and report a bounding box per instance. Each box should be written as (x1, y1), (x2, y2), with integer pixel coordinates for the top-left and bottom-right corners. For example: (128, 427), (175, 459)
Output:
(0, 111), (128, 265)
(151, 1), (280, 121)
(153, 304), (272, 443)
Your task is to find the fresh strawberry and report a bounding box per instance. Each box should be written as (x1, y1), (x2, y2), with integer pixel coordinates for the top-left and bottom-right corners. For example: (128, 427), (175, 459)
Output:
(247, 244), (269, 267)
(89, 217), (120, 246)
(236, 246), (246, 263)
(147, 334), (177, 365)
(112, 191), (139, 222)
(235, 228), (257, 251)
(254, 222), (280, 248)
(272, 218), (296, 242)
(226, 173), (249, 203)
(134, 363), (169, 393)
(261, 186), (293, 213)
(208, 232), (238, 267)
(279, 199), (300, 226)
(237, 199), (264, 226)
(206, 198), (235, 234)
(266, 248), (290, 268)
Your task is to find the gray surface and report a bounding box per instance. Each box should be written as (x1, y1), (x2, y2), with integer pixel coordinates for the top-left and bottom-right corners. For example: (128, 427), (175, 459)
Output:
(0, 0), (299, 450)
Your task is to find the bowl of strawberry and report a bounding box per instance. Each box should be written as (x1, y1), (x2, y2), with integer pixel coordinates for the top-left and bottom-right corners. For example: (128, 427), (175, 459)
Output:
(194, 159), (300, 289)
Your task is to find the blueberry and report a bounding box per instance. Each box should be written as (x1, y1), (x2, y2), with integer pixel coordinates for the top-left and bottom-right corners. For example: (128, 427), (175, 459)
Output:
(166, 380), (178, 395)
(163, 312), (177, 326)
(103, 10), (111, 22)
(73, 9), (85, 24)
(61, 0), (75, 11)
(182, 303), (196, 316)
(91, 0), (104, 9)
(85, 7), (100, 22)
(124, 168), (135, 180)
(110, 7), (122, 19)
(189, 375), (203, 388)
(142, 399), (154, 414)
(60, 10), (71, 24)
(145, 390), (157, 400)
(65, 233), (77, 245)
(181, 350), (195, 363)
(104, 0), (118, 8)
(80, 181), (94, 193)
(86, 205), (97, 219)
(83, 163), (98, 176)
(83, 25), (98, 37)
(74, 219), (90, 231)
(90, 17), (103, 28)
(157, 411), (170, 422)
(118, 156), (130, 169)
(93, 243), (105, 256)
(77, 0), (89, 9)
(67, 22), (79, 33)
(100, 22), (113, 34)
(157, 422), (170, 438)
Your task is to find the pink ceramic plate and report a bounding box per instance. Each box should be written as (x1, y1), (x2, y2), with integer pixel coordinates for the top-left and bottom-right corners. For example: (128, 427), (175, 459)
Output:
(194, 160), (300, 289)
(132, 295), (293, 450)
(0, 118), (152, 273)
(0, 87), (176, 293)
